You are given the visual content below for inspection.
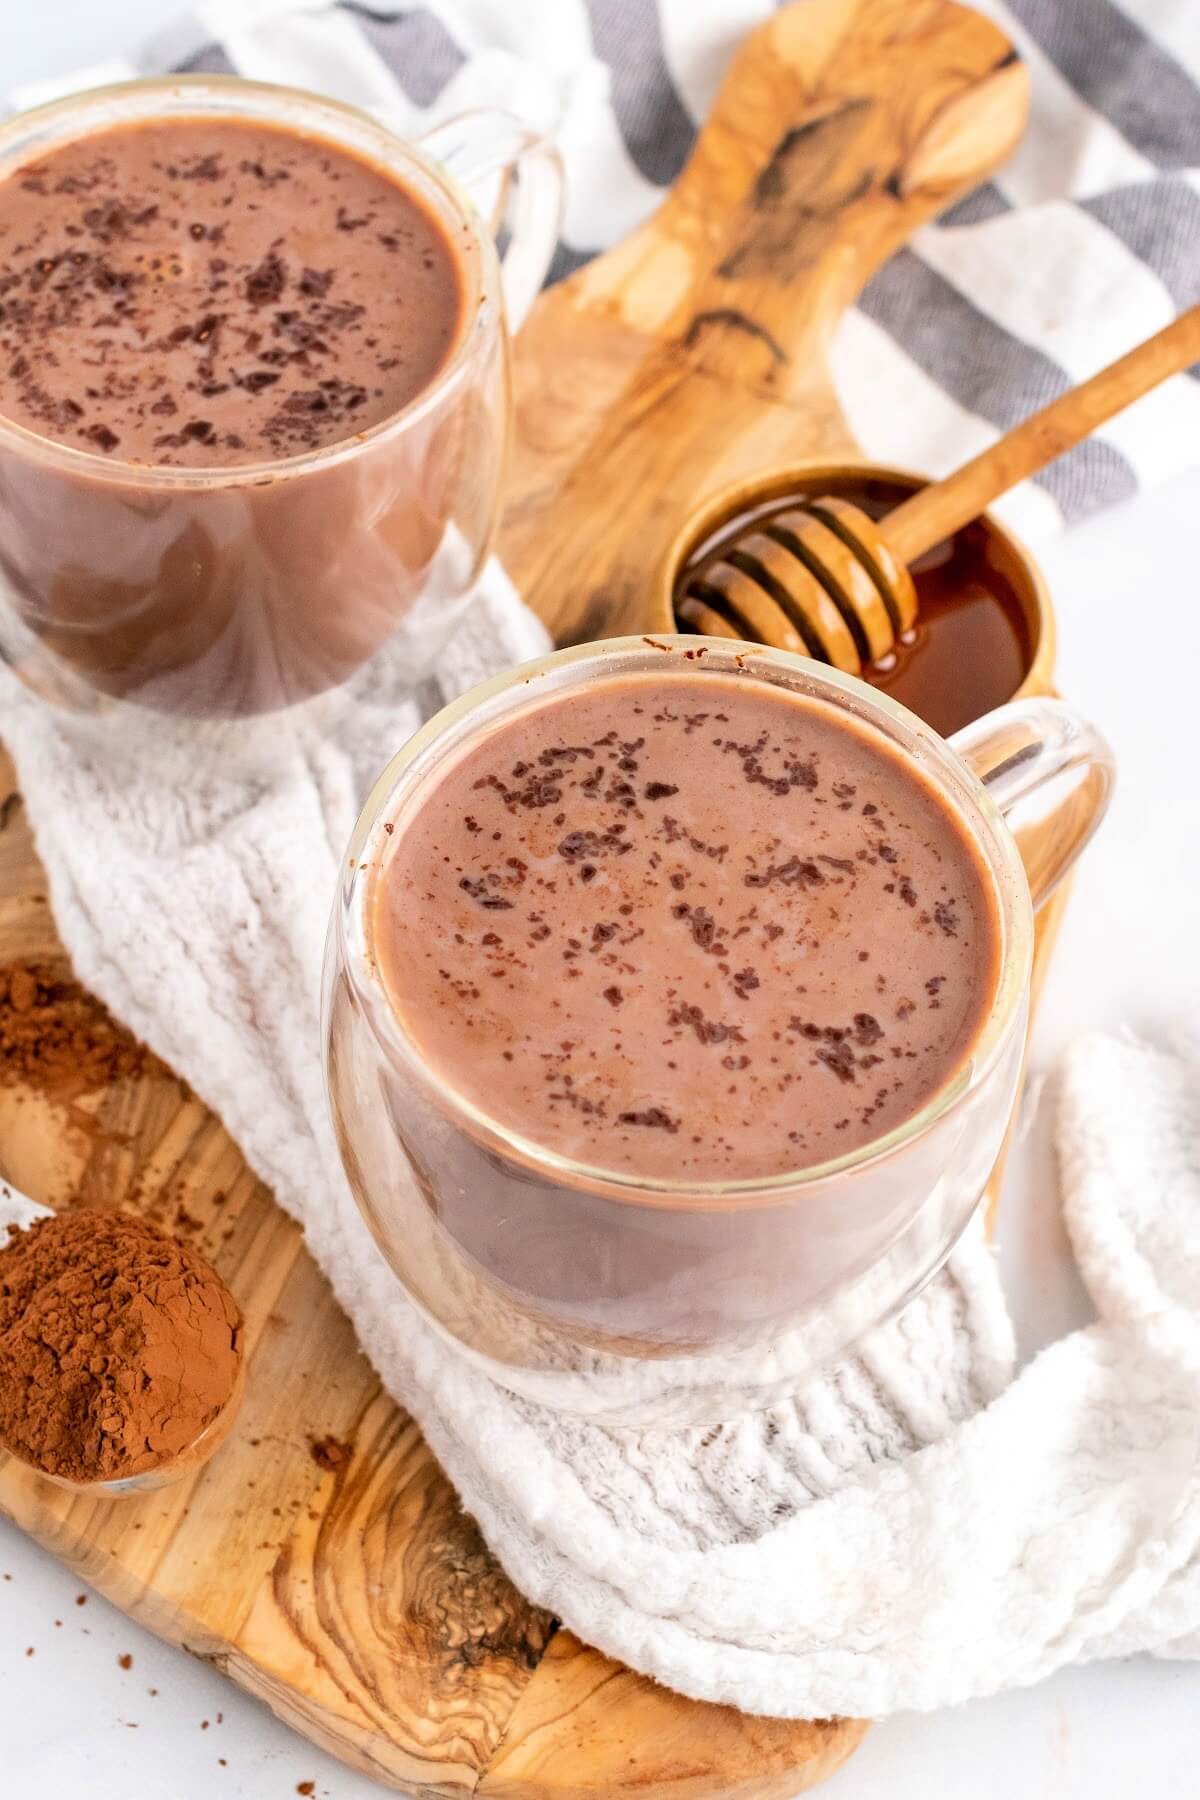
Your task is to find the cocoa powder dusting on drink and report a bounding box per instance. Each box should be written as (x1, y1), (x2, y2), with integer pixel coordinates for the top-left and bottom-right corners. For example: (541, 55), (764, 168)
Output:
(0, 117), (465, 466)
(0, 1209), (241, 1483)
(374, 672), (1000, 1181)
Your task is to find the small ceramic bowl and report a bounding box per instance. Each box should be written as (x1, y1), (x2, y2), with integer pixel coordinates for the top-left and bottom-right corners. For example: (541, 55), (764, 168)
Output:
(653, 459), (1057, 707)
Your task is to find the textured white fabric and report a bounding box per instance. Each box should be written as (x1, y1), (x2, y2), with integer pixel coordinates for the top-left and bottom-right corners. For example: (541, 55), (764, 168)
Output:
(2, 570), (1198, 1719)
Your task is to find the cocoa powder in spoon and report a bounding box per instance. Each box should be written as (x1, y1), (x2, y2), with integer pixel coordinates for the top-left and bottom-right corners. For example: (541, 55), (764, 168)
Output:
(0, 1209), (241, 1483)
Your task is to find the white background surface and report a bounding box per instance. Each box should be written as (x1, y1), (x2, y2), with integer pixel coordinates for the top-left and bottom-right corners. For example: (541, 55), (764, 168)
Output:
(3, 4), (1199, 1796)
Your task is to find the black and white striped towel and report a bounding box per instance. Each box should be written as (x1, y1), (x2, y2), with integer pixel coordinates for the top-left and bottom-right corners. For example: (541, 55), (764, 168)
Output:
(11, 0), (1199, 544)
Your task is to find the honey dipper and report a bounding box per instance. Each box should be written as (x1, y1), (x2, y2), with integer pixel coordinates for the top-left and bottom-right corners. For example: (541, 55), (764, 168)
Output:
(675, 305), (1200, 672)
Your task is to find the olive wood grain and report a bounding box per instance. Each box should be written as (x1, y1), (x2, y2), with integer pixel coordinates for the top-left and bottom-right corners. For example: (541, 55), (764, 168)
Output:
(498, 0), (1029, 642)
(0, 3), (1037, 1794)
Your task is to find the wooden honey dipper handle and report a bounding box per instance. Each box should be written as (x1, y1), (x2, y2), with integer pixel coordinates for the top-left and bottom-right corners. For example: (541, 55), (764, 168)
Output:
(881, 304), (1200, 566)
(673, 307), (1200, 677)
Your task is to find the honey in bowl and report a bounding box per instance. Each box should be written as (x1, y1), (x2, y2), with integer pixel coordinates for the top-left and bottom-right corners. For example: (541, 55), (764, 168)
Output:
(679, 472), (1037, 736)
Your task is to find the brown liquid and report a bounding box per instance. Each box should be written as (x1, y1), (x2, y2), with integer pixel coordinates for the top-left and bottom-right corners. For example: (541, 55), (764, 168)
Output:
(0, 113), (496, 714)
(0, 118), (464, 465)
(373, 670), (1001, 1184)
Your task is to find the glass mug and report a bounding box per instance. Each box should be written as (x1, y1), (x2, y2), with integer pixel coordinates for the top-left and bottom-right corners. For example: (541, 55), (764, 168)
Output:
(0, 78), (563, 716)
(324, 637), (1114, 1426)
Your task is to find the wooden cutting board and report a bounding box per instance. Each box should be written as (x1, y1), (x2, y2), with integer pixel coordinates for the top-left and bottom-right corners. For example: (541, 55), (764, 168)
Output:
(0, 3), (1035, 1794)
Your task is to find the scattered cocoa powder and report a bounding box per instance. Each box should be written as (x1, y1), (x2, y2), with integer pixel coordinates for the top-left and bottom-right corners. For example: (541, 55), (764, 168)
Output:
(0, 1209), (242, 1483)
(0, 962), (154, 1101)
(309, 1435), (351, 1472)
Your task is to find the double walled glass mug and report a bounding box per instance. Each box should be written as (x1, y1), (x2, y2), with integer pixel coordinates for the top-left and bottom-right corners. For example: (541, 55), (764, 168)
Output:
(324, 638), (1114, 1425)
(0, 78), (563, 716)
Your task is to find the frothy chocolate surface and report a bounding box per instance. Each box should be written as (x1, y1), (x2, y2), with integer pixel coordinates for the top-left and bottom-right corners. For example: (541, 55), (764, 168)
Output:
(373, 672), (1001, 1182)
(0, 116), (464, 466)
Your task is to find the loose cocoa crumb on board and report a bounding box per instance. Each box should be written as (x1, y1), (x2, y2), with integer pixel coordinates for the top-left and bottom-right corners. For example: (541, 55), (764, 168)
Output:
(309, 1435), (352, 1472)
(0, 961), (156, 1100)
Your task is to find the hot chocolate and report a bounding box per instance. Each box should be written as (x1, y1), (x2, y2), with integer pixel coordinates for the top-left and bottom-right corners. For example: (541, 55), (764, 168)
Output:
(372, 668), (1002, 1183)
(0, 94), (503, 715)
(0, 116), (464, 465)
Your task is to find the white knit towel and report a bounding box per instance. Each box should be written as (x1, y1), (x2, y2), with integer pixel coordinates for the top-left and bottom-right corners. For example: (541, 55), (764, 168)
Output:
(1, 572), (1197, 1721)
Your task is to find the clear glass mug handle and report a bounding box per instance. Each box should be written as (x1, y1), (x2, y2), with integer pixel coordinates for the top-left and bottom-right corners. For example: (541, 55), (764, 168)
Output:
(951, 699), (1116, 910)
(417, 111), (565, 330)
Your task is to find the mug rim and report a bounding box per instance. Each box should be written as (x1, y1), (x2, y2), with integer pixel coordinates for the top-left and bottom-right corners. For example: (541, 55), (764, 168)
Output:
(0, 74), (498, 489)
(335, 634), (1036, 1209)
